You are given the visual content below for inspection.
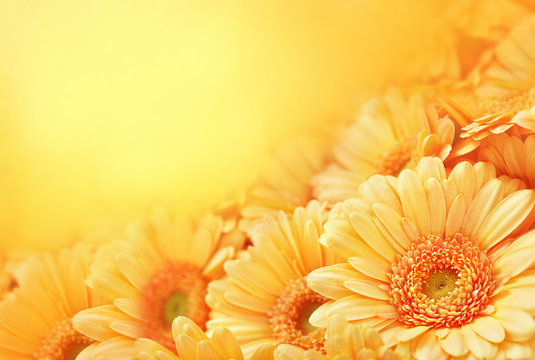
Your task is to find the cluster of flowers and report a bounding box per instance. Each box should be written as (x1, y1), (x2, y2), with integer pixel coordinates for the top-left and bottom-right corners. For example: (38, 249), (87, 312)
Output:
(4, 9), (535, 360)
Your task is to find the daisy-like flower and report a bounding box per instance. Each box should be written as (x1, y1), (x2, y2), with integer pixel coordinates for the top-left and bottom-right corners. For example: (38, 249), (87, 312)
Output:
(308, 157), (535, 359)
(443, 88), (535, 160)
(134, 316), (274, 360)
(239, 135), (330, 233)
(443, 15), (535, 159)
(0, 243), (107, 360)
(206, 201), (339, 358)
(73, 209), (244, 353)
(275, 314), (405, 360)
(472, 15), (535, 99)
(312, 90), (454, 205)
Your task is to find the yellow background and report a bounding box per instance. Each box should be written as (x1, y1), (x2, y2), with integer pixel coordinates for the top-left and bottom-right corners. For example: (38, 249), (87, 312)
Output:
(0, 0), (442, 250)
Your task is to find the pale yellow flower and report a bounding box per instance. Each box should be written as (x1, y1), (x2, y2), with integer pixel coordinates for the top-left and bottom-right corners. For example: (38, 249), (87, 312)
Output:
(313, 90), (454, 205)
(207, 201), (340, 358)
(135, 316), (274, 360)
(308, 157), (535, 359)
(73, 209), (244, 352)
(275, 315), (406, 360)
(239, 135), (331, 233)
(0, 243), (107, 360)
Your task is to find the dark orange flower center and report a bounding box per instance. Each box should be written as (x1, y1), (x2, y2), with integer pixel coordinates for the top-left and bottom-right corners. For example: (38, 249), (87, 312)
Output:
(34, 318), (93, 360)
(140, 263), (210, 351)
(268, 277), (327, 352)
(389, 233), (495, 328)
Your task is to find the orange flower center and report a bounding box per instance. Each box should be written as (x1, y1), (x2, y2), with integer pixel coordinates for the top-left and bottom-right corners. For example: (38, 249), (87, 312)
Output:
(140, 263), (210, 351)
(375, 137), (418, 176)
(33, 318), (94, 360)
(388, 233), (495, 328)
(268, 277), (327, 352)
(470, 89), (535, 117)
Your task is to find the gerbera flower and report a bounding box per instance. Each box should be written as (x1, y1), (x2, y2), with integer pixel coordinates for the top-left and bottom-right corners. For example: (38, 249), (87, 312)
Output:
(0, 243), (107, 360)
(444, 89), (535, 160)
(135, 316), (274, 360)
(73, 209), (244, 352)
(239, 135), (330, 233)
(275, 314), (405, 360)
(308, 157), (535, 359)
(206, 201), (340, 358)
(312, 90), (454, 205)
(471, 15), (535, 99)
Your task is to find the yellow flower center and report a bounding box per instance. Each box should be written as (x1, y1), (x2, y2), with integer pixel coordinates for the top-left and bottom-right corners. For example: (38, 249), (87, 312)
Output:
(141, 263), (210, 351)
(422, 268), (459, 301)
(268, 277), (327, 352)
(470, 89), (535, 117)
(33, 318), (93, 360)
(375, 137), (419, 176)
(389, 233), (495, 328)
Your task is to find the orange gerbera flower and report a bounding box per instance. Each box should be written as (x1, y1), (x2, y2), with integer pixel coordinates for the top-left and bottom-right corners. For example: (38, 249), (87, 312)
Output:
(312, 89), (454, 205)
(308, 157), (535, 359)
(0, 243), (107, 360)
(73, 209), (244, 353)
(443, 16), (535, 159)
(206, 201), (340, 358)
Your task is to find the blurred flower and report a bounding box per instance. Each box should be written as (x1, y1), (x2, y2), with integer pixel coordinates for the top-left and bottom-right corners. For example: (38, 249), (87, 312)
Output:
(472, 15), (535, 98)
(308, 157), (535, 359)
(207, 201), (340, 358)
(313, 90), (454, 205)
(0, 243), (107, 359)
(239, 135), (331, 233)
(73, 209), (244, 352)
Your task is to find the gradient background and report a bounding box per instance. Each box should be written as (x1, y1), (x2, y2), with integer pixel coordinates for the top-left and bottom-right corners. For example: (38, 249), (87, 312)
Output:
(0, 0), (452, 250)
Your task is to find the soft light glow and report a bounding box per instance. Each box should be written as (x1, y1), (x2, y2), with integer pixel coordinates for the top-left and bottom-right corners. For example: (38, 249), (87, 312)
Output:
(0, 0), (450, 250)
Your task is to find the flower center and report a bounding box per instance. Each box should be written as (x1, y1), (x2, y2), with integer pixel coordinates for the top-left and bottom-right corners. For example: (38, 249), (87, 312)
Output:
(470, 89), (535, 117)
(375, 137), (418, 176)
(141, 263), (210, 351)
(268, 277), (327, 352)
(33, 318), (94, 360)
(388, 233), (495, 328)
(422, 268), (459, 300)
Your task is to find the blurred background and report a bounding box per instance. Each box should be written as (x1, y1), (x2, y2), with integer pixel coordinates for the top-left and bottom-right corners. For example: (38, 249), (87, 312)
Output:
(0, 0), (505, 250)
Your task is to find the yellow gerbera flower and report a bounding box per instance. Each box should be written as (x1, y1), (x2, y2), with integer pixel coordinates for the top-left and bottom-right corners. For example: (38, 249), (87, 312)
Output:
(0, 243), (107, 360)
(206, 201), (340, 358)
(134, 316), (274, 360)
(312, 90), (454, 205)
(472, 15), (535, 99)
(73, 209), (244, 353)
(443, 16), (535, 160)
(275, 314), (406, 360)
(239, 135), (330, 233)
(308, 157), (535, 359)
